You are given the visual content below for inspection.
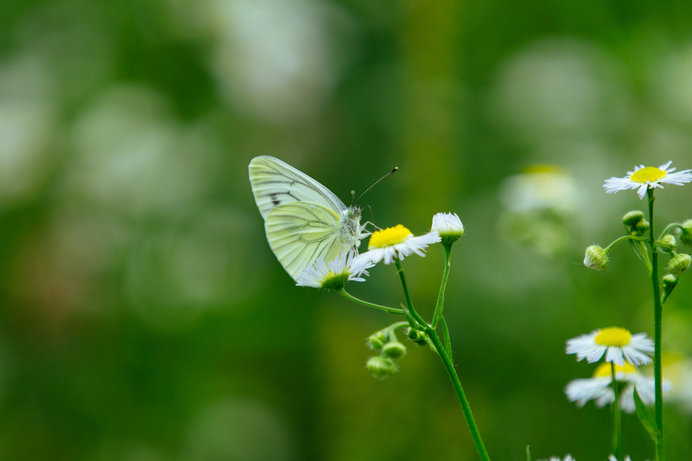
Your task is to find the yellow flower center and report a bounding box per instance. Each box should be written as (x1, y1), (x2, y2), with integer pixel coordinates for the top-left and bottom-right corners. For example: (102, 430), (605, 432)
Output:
(368, 225), (412, 249)
(594, 327), (632, 347)
(630, 167), (667, 183)
(593, 361), (636, 378)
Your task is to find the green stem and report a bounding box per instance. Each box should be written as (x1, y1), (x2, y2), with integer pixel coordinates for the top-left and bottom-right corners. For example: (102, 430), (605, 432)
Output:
(393, 259), (490, 461)
(441, 315), (452, 356)
(647, 189), (664, 461)
(338, 289), (405, 315)
(658, 223), (682, 241)
(606, 234), (652, 272)
(611, 363), (622, 461)
(605, 235), (647, 252)
(393, 259), (428, 327)
(432, 244), (453, 327)
(426, 325), (492, 461)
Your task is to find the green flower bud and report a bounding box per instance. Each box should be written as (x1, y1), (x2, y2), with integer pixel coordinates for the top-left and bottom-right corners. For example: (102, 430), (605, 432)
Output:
(658, 234), (677, 253)
(382, 341), (406, 359)
(680, 219), (692, 246)
(622, 211), (649, 236)
(367, 331), (387, 350)
(583, 245), (609, 270)
(366, 356), (398, 379)
(407, 328), (428, 346)
(622, 210), (645, 228)
(635, 219), (650, 235)
(662, 273), (678, 300)
(667, 253), (691, 275)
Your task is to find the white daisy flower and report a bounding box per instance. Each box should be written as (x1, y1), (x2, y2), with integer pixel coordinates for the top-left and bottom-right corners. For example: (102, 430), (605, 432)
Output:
(431, 212), (464, 244)
(566, 327), (654, 366)
(296, 250), (374, 290)
(354, 224), (440, 266)
(608, 456), (632, 461)
(565, 362), (670, 413)
(603, 161), (692, 199)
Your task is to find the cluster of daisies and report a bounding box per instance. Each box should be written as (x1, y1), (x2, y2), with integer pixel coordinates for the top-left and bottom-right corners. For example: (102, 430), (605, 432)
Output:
(564, 327), (668, 413)
(296, 212), (464, 290)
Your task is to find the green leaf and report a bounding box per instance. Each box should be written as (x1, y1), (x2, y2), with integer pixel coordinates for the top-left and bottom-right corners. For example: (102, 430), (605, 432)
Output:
(633, 388), (661, 443)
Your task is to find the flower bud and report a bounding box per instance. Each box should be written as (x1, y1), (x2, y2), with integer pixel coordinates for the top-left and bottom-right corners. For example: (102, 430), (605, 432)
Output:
(658, 234), (677, 253)
(431, 212), (464, 245)
(622, 210), (645, 228)
(584, 245), (609, 270)
(622, 211), (649, 236)
(667, 253), (691, 275)
(680, 219), (692, 246)
(367, 331), (387, 350)
(662, 273), (678, 299)
(407, 328), (428, 346)
(382, 341), (407, 359)
(366, 356), (398, 379)
(635, 219), (650, 235)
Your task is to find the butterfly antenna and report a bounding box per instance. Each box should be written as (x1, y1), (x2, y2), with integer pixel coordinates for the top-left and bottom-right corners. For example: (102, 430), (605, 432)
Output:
(354, 167), (398, 204)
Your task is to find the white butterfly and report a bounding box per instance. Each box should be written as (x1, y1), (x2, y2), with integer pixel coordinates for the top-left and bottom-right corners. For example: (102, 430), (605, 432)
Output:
(248, 155), (366, 281)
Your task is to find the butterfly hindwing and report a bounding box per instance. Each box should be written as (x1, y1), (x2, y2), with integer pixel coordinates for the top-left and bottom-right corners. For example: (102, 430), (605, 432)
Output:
(249, 156), (347, 219)
(265, 202), (349, 280)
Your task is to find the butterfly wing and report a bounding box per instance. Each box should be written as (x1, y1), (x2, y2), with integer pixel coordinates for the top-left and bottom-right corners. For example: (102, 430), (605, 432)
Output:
(249, 155), (348, 219)
(265, 202), (351, 280)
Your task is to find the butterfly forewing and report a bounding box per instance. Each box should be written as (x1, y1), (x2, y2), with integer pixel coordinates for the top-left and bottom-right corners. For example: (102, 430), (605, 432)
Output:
(249, 156), (347, 219)
(265, 202), (350, 280)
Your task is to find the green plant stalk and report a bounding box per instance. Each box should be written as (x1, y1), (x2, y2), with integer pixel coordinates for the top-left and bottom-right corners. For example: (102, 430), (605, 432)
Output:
(657, 222), (682, 241)
(393, 259), (427, 327)
(611, 362), (622, 461)
(432, 243), (453, 327)
(338, 289), (405, 315)
(393, 259), (491, 461)
(647, 189), (664, 461)
(426, 324), (491, 461)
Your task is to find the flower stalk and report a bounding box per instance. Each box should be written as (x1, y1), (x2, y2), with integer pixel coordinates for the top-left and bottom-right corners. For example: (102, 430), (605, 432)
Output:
(647, 189), (665, 461)
(610, 363), (622, 461)
(394, 258), (491, 461)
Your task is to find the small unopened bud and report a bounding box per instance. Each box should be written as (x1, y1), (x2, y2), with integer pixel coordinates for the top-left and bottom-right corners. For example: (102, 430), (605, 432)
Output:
(584, 245), (609, 270)
(366, 356), (398, 379)
(382, 341), (406, 359)
(431, 212), (464, 245)
(622, 211), (649, 236)
(623, 210), (645, 228)
(680, 219), (692, 246)
(662, 273), (678, 299)
(635, 219), (650, 235)
(667, 253), (691, 275)
(658, 235), (677, 253)
(367, 331), (387, 350)
(407, 328), (428, 346)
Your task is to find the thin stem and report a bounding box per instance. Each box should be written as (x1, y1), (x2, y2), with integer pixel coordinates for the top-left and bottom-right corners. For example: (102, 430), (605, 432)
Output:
(393, 259), (428, 328)
(440, 315), (452, 356)
(426, 325), (491, 461)
(611, 363), (622, 461)
(432, 244), (453, 328)
(605, 235), (647, 252)
(658, 222), (682, 241)
(338, 289), (405, 315)
(392, 258), (490, 461)
(647, 189), (664, 461)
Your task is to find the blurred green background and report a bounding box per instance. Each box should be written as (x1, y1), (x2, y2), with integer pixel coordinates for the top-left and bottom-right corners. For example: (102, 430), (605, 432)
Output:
(2, 0), (692, 459)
